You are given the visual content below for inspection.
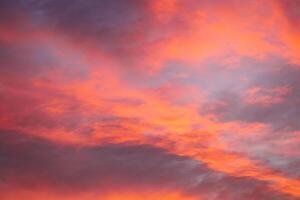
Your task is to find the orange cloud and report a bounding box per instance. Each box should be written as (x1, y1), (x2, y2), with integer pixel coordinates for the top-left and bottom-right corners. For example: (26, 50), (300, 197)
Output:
(1, 0), (300, 199)
(0, 189), (199, 200)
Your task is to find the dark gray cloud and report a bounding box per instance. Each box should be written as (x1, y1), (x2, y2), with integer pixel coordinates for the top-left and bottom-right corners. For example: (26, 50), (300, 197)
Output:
(0, 131), (294, 200)
(0, 0), (152, 70)
(27, 0), (153, 66)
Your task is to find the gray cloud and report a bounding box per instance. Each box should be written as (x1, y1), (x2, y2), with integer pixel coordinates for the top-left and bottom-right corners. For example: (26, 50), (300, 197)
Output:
(200, 60), (300, 131)
(0, 131), (294, 200)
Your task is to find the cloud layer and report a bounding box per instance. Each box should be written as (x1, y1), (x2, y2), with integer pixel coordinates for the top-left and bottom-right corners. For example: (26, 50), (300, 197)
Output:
(0, 0), (300, 199)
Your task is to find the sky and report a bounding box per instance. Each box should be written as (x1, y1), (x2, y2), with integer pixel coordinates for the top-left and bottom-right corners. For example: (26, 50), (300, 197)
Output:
(0, 0), (300, 199)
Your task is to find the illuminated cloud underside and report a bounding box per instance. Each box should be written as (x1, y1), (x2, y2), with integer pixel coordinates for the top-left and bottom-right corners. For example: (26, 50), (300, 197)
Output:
(0, 0), (300, 199)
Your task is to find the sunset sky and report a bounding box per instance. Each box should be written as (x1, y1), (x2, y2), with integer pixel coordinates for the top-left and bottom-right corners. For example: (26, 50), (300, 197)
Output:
(0, 0), (300, 199)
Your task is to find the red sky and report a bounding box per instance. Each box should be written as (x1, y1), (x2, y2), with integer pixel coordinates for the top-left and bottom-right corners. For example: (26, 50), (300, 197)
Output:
(0, 0), (300, 199)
